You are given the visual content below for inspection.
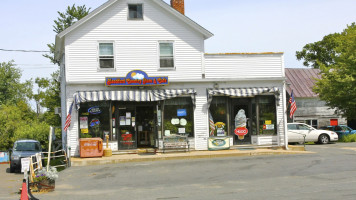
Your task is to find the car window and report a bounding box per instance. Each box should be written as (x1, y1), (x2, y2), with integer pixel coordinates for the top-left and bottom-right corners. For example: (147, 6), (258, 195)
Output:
(335, 126), (342, 131)
(287, 124), (298, 130)
(341, 126), (351, 131)
(298, 124), (310, 130)
(14, 142), (41, 151)
(325, 126), (333, 131)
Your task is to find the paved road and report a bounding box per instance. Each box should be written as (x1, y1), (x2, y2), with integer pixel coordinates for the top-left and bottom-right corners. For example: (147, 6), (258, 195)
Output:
(4, 143), (356, 200)
(0, 164), (23, 199)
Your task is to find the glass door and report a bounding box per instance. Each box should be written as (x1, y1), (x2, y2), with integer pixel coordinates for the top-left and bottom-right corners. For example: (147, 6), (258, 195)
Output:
(232, 98), (253, 145)
(117, 106), (137, 150)
(136, 106), (155, 148)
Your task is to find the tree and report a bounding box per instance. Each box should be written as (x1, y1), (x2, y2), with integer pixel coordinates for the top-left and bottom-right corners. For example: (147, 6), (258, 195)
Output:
(40, 4), (91, 123)
(43, 4), (91, 65)
(296, 23), (356, 119)
(34, 71), (61, 126)
(0, 61), (32, 105)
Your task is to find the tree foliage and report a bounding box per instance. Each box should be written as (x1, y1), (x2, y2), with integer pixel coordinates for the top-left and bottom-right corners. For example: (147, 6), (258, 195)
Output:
(0, 61), (32, 105)
(43, 4), (91, 64)
(296, 23), (356, 119)
(34, 71), (61, 126)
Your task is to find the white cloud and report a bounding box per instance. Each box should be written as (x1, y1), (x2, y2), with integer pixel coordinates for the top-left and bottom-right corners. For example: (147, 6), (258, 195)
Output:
(133, 73), (144, 80)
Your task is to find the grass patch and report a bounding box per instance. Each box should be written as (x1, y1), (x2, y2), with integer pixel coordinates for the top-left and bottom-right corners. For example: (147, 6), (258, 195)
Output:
(338, 134), (356, 143)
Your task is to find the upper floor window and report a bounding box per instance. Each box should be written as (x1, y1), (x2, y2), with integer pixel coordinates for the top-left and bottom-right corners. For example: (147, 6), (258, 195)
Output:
(159, 42), (174, 68)
(99, 43), (114, 69)
(128, 4), (143, 20)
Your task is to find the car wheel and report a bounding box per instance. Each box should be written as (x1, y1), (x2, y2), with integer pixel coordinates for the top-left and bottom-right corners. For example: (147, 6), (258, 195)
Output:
(318, 134), (329, 144)
(10, 165), (15, 173)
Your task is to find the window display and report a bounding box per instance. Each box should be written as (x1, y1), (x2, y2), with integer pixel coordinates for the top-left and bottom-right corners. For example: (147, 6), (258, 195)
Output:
(78, 101), (111, 140)
(209, 97), (228, 137)
(258, 96), (277, 135)
(164, 97), (194, 137)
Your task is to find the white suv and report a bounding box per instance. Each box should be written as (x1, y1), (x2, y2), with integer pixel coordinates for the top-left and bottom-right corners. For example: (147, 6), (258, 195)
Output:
(287, 123), (338, 144)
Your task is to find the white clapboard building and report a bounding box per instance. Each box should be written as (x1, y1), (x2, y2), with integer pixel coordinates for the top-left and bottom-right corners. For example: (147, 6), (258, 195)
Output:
(55, 0), (288, 156)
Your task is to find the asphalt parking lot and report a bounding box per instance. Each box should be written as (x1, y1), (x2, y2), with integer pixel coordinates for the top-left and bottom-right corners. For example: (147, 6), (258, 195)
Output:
(0, 164), (23, 199)
(3, 142), (356, 200)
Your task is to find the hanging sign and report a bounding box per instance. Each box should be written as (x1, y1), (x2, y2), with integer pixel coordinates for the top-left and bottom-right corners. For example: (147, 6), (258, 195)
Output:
(105, 70), (168, 86)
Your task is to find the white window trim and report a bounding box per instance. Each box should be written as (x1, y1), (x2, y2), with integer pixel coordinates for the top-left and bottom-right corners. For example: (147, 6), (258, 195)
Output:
(158, 41), (176, 71)
(97, 41), (116, 71)
(127, 3), (144, 20)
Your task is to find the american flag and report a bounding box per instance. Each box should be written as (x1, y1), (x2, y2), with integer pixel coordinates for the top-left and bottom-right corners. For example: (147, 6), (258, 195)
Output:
(209, 112), (215, 136)
(64, 102), (74, 131)
(289, 90), (297, 119)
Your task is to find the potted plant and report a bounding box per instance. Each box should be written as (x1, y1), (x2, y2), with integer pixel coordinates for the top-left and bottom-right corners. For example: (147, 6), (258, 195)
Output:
(31, 166), (58, 192)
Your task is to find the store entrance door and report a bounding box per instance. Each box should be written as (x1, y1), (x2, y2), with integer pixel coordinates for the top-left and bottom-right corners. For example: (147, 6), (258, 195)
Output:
(117, 106), (137, 150)
(232, 98), (253, 145)
(136, 106), (155, 148)
(115, 103), (156, 150)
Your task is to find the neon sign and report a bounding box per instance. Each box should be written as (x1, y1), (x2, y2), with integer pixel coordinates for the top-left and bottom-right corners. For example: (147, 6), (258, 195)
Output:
(105, 70), (168, 86)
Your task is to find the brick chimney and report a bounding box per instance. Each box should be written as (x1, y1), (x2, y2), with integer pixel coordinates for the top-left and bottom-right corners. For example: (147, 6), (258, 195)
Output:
(171, 0), (184, 15)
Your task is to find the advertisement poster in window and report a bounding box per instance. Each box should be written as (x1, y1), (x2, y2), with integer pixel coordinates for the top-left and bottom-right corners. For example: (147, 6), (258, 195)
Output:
(80, 117), (88, 129)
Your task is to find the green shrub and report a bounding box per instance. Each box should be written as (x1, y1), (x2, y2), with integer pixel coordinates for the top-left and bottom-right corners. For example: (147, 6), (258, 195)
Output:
(338, 134), (356, 143)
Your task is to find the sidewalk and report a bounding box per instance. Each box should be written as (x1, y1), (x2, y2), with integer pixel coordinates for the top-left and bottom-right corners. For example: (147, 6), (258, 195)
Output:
(71, 145), (311, 167)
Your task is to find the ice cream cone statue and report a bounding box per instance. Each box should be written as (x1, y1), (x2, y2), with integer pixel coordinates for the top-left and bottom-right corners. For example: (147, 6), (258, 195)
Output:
(234, 109), (248, 140)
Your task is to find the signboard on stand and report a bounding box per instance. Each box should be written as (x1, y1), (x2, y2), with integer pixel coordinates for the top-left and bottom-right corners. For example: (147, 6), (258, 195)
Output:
(208, 137), (230, 150)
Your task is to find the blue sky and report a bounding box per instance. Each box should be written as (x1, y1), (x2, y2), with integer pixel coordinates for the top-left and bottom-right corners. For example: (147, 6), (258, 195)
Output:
(1, 0), (356, 82)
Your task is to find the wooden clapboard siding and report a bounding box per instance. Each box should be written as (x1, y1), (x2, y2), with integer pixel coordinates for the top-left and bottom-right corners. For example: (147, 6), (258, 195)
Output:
(65, 0), (204, 84)
(204, 53), (283, 79)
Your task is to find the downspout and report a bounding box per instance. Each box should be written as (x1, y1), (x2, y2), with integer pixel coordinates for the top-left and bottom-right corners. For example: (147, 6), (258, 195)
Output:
(60, 53), (67, 151)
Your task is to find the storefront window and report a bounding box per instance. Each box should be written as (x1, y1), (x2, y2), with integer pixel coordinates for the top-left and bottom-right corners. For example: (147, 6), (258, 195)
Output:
(258, 96), (277, 135)
(78, 101), (111, 140)
(163, 97), (194, 137)
(209, 97), (228, 137)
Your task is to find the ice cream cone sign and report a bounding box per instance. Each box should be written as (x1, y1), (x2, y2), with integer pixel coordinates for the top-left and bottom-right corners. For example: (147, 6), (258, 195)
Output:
(234, 127), (248, 140)
(234, 109), (248, 140)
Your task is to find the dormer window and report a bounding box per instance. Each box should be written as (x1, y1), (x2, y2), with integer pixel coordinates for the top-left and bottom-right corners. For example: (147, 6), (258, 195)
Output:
(128, 4), (143, 20)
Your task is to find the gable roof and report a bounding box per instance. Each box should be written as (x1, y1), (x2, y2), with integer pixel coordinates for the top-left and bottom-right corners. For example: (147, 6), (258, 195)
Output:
(285, 68), (321, 98)
(55, 0), (213, 60)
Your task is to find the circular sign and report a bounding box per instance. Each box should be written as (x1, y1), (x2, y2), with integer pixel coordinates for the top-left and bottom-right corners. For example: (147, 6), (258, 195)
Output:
(234, 127), (248, 136)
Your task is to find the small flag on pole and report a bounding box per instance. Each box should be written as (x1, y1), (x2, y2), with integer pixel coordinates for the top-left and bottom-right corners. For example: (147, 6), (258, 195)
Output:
(64, 102), (74, 131)
(209, 112), (215, 136)
(289, 90), (297, 119)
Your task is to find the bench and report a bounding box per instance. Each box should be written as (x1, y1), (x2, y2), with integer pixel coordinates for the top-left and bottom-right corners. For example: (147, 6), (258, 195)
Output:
(162, 135), (189, 153)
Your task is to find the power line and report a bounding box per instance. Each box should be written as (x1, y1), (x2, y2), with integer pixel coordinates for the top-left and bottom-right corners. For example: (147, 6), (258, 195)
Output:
(0, 48), (50, 53)
(15, 64), (56, 66)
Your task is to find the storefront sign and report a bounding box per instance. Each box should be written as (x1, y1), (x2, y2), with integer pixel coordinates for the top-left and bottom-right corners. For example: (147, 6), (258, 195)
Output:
(208, 137), (230, 150)
(234, 127), (248, 140)
(105, 70), (168, 86)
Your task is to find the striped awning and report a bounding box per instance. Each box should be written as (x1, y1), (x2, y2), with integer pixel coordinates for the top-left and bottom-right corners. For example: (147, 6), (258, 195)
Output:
(207, 87), (280, 108)
(73, 89), (196, 110)
(150, 89), (196, 107)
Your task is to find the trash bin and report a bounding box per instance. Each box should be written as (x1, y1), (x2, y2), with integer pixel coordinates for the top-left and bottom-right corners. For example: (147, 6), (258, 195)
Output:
(0, 151), (10, 164)
(79, 138), (103, 158)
